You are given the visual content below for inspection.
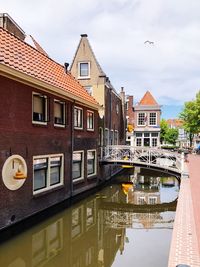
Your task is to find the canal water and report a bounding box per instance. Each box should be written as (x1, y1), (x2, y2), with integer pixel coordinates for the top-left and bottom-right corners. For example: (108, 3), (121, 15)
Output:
(0, 167), (179, 267)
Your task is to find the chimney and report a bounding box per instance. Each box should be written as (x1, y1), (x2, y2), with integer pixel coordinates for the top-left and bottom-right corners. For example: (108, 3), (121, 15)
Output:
(64, 62), (69, 73)
(0, 13), (25, 40)
(81, 34), (88, 37)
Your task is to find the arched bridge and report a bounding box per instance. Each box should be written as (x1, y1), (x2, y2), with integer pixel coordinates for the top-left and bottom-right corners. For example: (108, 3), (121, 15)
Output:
(100, 146), (188, 177)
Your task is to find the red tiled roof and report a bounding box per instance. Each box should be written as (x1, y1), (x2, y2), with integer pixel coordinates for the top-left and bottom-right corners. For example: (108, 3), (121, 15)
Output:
(0, 27), (98, 106)
(139, 91), (158, 105)
(166, 119), (183, 128)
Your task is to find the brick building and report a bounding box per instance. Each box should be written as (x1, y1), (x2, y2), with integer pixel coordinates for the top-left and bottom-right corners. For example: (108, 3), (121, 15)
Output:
(0, 15), (101, 231)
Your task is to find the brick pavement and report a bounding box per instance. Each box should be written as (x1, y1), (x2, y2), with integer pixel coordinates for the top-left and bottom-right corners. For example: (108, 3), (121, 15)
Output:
(168, 154), (200, 267)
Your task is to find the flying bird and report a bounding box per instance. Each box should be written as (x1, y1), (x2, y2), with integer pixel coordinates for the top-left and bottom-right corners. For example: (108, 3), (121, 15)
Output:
(144, 40), (154, 45)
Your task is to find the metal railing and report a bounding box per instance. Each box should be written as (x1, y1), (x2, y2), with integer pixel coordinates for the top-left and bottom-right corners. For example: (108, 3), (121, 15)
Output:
(100, 145), (185, 175)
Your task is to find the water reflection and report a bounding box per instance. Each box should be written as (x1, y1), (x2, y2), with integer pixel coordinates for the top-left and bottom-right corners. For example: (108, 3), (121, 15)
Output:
(0, 168), (179, 267)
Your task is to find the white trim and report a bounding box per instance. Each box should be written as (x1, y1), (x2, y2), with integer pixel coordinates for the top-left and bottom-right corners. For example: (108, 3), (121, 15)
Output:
(54, 99), (66, 127)
(32, 92), (48, 125)
(137, 112), (146, 126)
(72, 150), (84, 182)
(87, 149), (97, 178)
(87, 110), (94, 131)
(74, 106), (83, 130)
(149, 112), (157, 126)
(78, 61), (90, 79)
(33, 153), (64, 195)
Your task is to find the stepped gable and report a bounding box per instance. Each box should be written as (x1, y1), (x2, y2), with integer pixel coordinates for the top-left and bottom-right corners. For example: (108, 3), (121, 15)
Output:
(139, 91), (158, 106)
(0, 27), (98, 106)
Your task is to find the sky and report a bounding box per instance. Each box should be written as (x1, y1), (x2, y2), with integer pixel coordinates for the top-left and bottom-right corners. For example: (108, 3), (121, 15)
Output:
(2, 0), (200, 118)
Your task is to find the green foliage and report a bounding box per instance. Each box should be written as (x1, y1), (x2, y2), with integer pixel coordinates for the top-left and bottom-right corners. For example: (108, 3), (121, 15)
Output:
(160, 119), (169, 143)
(180, 90), (200, 145)
(160, 119), (179, 145)
(165, 128), (179, 145)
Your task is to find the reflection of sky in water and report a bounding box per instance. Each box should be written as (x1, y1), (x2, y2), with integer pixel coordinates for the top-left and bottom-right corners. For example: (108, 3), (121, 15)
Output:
(112, 228), (172, 267)
(160, 179), (179, 203)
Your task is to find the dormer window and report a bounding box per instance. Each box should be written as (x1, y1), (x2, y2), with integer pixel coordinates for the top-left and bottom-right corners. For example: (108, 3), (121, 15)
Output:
(79, 62), (90, 78)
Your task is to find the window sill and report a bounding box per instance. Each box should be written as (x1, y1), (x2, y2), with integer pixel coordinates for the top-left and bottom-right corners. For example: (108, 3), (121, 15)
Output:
(87, 129), (94, 132)
(87, 174), (97, 179)
(33, 184), (64, 198)
(74, 127), (83, 130)
(78, 76), (90, 80)
(73, 177), (85, 185)
(54, 124), (66, 128)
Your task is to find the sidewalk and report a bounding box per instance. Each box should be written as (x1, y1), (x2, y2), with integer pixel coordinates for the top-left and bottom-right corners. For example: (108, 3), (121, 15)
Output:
(188, 154), (200, 254)
(168, 154), (200, 267)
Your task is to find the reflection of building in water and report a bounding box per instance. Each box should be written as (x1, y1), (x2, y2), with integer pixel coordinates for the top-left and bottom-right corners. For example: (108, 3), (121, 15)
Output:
(0, 176), (177, 267)
(125, 174), (161, 205)
(161, 177), (176, 187)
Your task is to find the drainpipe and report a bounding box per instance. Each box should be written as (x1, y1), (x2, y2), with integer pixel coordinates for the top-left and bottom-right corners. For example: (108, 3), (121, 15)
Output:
(70, 100), (75, 197)
(181, 152), (184, 177)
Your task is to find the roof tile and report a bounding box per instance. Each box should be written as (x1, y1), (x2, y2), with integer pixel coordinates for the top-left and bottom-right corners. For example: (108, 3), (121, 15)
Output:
(0, 27), (98, 106)
(139, 90), (158, 106)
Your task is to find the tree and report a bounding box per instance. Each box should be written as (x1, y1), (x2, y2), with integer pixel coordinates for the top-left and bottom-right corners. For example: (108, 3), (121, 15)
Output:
(165, 128), (179, 145)
(180, 90), (200, 146)
(160, 119), (169, 144)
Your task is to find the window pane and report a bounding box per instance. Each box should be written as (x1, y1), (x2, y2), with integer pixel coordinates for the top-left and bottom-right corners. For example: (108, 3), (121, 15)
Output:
(33, 158), (47, 191)
(54, 101), (65, 125)
(80, 63), (89, 76)
(50, 157), (61, 185)
(33, 95), (46, 122)
(74, 108), (83, 128)
(73, 152), (83, 179)
(87, 111), (94, 129)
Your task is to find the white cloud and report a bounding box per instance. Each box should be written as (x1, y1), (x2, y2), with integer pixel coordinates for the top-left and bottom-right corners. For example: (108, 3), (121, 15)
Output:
(1, 0), (200, 106)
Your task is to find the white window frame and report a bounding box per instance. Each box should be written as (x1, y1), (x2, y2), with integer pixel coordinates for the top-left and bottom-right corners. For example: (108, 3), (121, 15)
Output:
(114, 130), (119, 145)
(32, 92), (48, 125)
(87, 149), (97, 177)
(104, 128), (109, 146)
(149, 112), (157, 126)
(74, 106), (83, 130)
(152, 138), (158, 147)
(110, 130), (114, 145)
(54, 99), (66, 127)
(72, 150), (84, 182)
(148, 196), (157, 204)
(136, 138), (142, 147)
(78, 62), (90, 79)
(33, 154), (64, 195)
(87, 110), (94, 131)
(137, 112), (146, 126)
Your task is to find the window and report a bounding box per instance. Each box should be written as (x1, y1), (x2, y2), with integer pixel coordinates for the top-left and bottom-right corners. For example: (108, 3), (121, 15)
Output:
(72, 207), (83, 239)
(74, 107), (83, 129)
(144, 133), (150, 137)
(138, 197), (145, 205)
(104, 129), (109, 146)
(79, 62), (90, 77)
(32, 93), (47, 124)
(114, 130), (119, 145)
(151, 132), (158, 137)
(152, 138), (157, 147)
(84, 86), (93, 96)
(110, 130), (114, 145)
(87, 111), (94, 130)
(138, 113), (146, 126)
(99, 127), (103, 146)
(54, 100), (65, 126)
(149, 113), (157, 126)
(136, 138), (142, 146)
(33, 154), (64, 194)
(72, 151), (84, 181)
(148, 197), (157, 204)
(136, 132), (142, 137)
(87, 150), (96, 177)
(116, 104), (119, 114)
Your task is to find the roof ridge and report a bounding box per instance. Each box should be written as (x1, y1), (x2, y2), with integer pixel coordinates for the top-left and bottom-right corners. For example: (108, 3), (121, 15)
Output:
(0, 27), (66, 70)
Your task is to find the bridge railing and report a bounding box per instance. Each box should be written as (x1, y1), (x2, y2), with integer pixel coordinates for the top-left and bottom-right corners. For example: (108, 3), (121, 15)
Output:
(100, 145), (184, 174)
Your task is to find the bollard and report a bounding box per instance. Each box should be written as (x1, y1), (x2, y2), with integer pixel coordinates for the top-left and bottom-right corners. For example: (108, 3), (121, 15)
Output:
(176, 265), (190, 267)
